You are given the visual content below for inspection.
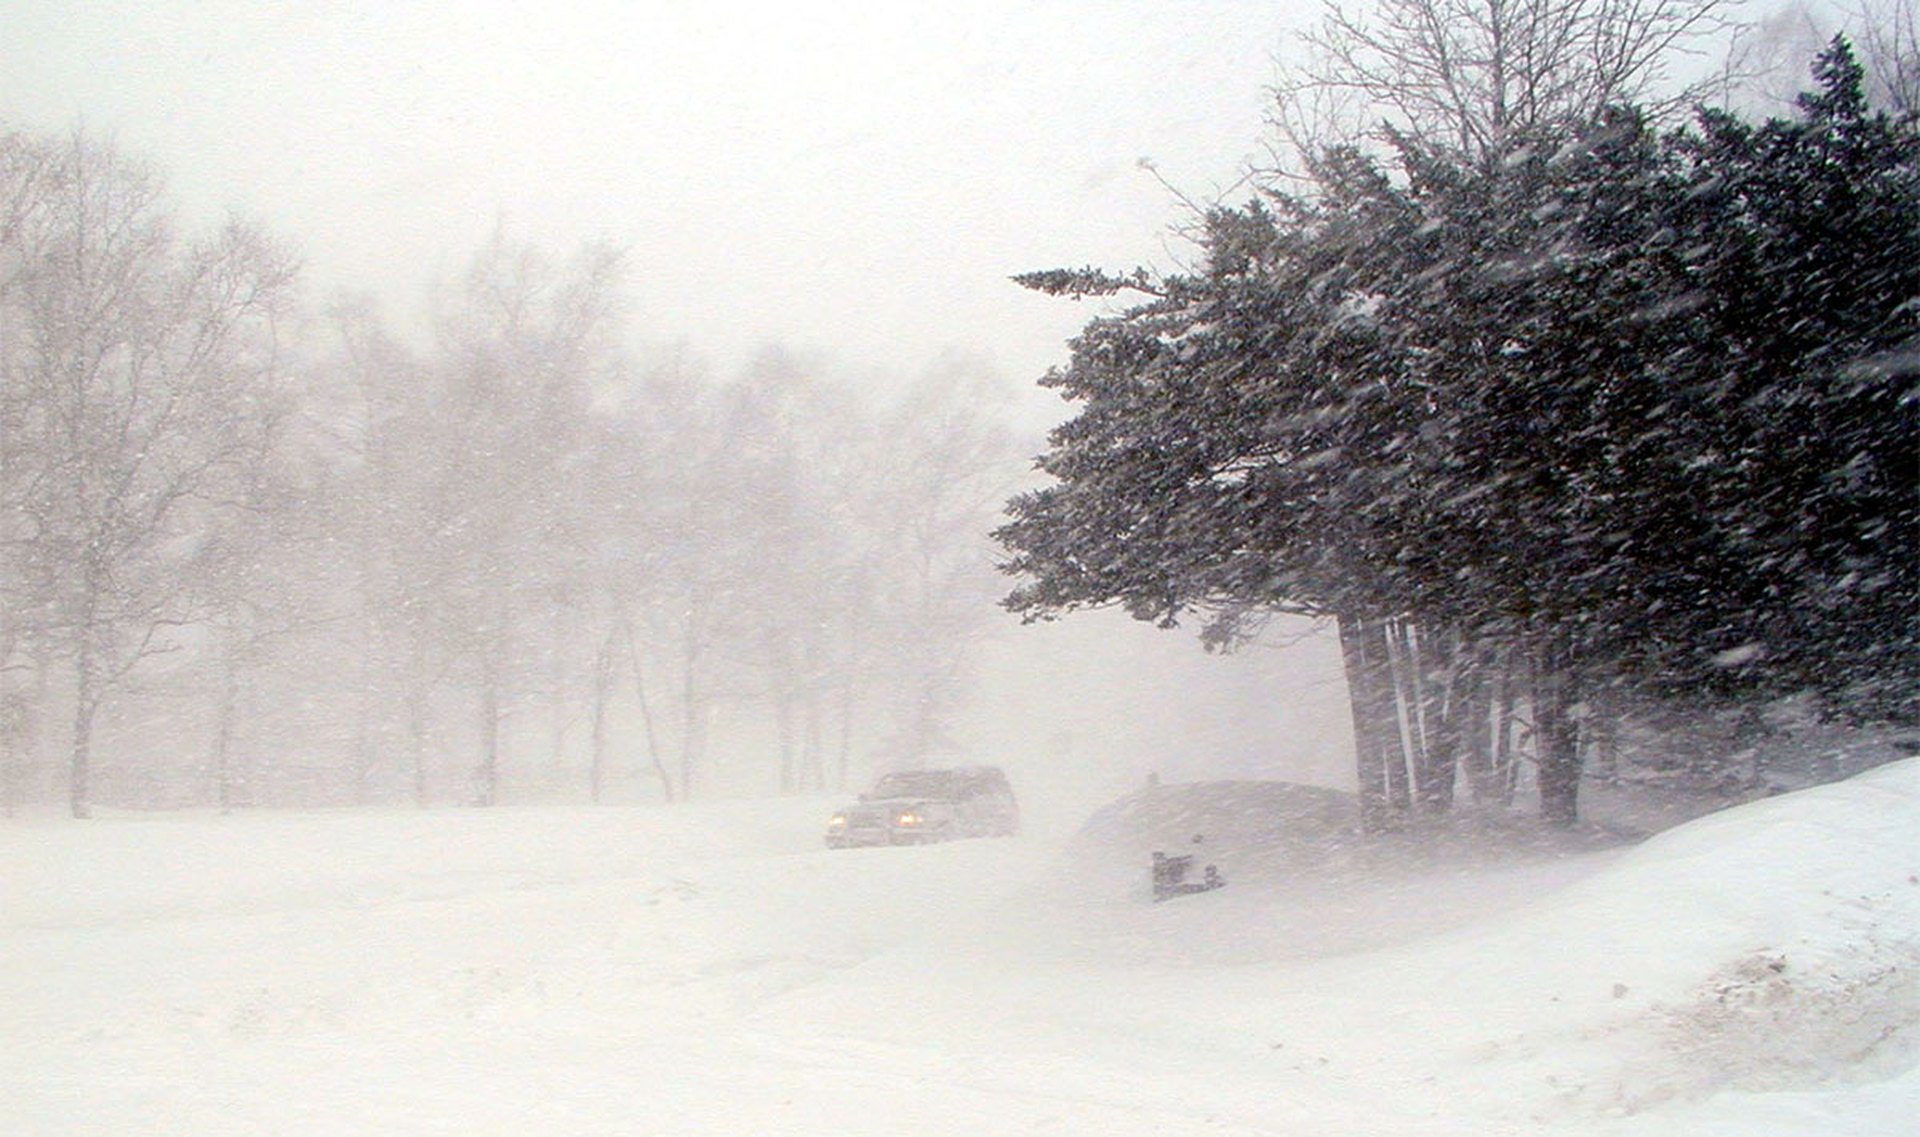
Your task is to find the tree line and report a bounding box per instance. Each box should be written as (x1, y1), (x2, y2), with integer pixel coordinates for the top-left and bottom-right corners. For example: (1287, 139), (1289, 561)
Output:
(998, 24), (1918, 829)
(1, 129), (1021, 818)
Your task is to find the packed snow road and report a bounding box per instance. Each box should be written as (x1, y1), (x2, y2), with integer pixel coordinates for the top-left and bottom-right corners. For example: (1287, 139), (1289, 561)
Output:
(5, 766), (1918, 1135)
(2, 801), (1122, 1135)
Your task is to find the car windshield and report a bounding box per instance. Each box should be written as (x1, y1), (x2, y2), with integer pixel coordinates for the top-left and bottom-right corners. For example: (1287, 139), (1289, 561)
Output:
(869, 772), (960, 799)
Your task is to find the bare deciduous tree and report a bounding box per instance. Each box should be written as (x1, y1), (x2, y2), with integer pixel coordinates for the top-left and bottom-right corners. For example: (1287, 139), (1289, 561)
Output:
(867, 354), (1024, 772)
(1721, 1), (1917, 117)
(0, 129), (297, 817)
(428, 233), (625, 806)
(1279, 0), (1736, 163)
(1851, 0), (1919, 112)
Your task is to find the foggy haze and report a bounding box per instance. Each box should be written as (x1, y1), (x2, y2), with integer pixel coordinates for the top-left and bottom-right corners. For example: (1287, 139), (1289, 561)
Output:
(0, 1), (1289, 394)
(0, 0), (1346, 813)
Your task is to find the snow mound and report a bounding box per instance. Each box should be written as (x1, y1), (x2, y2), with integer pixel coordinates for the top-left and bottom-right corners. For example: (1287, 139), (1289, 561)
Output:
(1071, 777), (1634, 894)
(1045, 763), (1920, 1125)
(1579, 759), (1920, 1114)
(1076, 778), (1360, 854)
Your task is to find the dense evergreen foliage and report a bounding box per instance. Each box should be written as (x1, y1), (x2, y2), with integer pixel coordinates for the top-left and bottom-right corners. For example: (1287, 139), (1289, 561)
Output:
(999, 40), (1919, 823)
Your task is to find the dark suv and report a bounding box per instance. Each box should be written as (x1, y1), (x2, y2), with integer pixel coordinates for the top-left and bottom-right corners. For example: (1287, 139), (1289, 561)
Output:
(825, 766), (1020, 848)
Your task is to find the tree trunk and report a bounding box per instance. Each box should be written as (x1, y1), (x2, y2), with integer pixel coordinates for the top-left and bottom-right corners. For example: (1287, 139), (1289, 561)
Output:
(619, 612), (674, 803)
(589, 627), (617, 804)
(0, 661), (37, 818)
(212, 646), (242, 813)
(1530, 627), (1582, 827)
(0, 632), (35, 817)
(474, 655), (501, 807)
(1417, 624), (1462, 813)
(69, 698), (97, 819)
(69, 622), (99, 819)
(69, 656), (97, 818)
(0, 695), (20, 818)
(1471, 639), (1524, 809)
(1494, 646), (1521, 807)
(1382, 620), (1414, 814)
(1389, 620), (1425, 784)
(352, 562), (383, 806)
(1589, 698), (1620, 783)
(1458, 637), (1494, 803)
(1338, 614), (1401, 833)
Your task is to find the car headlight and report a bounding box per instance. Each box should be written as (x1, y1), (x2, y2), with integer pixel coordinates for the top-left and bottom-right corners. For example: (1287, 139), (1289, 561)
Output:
(827, 814), (847, 829)
(893, 809), (923, 827)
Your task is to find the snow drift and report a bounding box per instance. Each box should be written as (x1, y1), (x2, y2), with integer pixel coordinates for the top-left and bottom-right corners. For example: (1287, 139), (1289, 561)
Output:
(4, 760), (1917, 1135)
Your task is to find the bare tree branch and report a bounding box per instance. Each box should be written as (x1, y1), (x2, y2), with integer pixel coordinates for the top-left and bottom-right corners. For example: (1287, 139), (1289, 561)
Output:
(1279, 0), (1737, 167)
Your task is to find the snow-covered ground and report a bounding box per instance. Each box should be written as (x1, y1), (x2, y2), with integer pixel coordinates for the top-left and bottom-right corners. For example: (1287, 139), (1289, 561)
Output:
(5, 761), (1918, 1136)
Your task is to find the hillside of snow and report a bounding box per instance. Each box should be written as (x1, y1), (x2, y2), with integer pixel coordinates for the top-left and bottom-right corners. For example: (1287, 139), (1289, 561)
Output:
(5, 760), (1918, 1135)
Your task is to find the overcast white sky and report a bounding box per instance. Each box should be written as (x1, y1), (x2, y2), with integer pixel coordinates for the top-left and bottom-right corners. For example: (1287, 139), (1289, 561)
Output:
(2, 0), (1305, 399)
